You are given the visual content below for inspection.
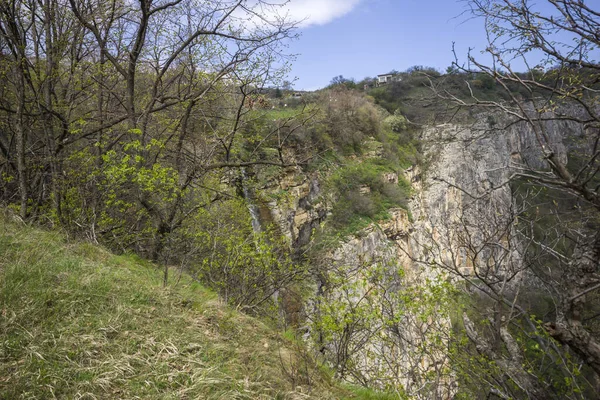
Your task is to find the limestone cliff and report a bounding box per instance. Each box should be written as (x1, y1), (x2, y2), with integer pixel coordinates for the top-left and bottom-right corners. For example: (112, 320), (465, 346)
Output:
(253, 114), (580, 397)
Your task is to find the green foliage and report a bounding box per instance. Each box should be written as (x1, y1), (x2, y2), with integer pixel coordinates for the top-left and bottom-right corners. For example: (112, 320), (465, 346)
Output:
(383, 110), (408, 133)
(309, 252), (461, 397)
(444, 281), (596, 399)
(318, 88), (381, 155)
(182, 199), (306, 316)
(366, 86), (401, 115)
(93, 137), (181, 253)
(367, 74), (438, 123)
(326, 160), (410, 232)
(342, 384), (405, 400)
(264, 107), (304, 120)
(365, 69), (533, 123)
(101, 140), (178, 202)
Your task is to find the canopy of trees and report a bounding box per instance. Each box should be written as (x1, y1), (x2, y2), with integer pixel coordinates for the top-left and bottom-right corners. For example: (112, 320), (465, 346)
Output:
(0, 0), (298, 258)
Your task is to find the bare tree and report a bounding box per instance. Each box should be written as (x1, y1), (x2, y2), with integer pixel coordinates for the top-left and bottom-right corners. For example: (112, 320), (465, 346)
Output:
(422, 0), (600, 397)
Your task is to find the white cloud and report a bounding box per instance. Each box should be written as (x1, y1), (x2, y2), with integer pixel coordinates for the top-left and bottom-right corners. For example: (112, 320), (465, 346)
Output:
(274, 0), (364, 27)
(230, 0), (363, 34)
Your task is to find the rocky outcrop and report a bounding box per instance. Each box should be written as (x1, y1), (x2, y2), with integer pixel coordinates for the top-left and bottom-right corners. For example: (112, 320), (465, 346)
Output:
(403, 116), (578, 278)
(266, 169), (327, 251)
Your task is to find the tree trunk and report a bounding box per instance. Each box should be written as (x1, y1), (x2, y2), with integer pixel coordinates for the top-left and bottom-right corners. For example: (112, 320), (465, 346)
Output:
(546, 231), (600, 377)
(43, 0), (61, 223)
(15, 62), (27, 219)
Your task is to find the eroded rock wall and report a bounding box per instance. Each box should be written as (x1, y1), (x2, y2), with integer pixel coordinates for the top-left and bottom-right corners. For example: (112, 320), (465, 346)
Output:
(259, 116), (578, 397)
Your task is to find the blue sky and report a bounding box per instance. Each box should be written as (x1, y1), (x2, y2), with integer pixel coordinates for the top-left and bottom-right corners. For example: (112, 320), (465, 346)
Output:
(281, 0), (491, 90)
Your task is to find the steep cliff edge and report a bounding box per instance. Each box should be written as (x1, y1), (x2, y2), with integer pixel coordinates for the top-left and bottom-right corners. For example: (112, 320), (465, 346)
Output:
(253, 112), (590, 398)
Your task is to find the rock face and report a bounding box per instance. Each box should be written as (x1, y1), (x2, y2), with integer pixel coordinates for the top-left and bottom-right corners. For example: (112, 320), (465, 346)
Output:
(261, 116), (578, 397)
(406, 123), (517, 278)
(266, 168), (327, 251)
(405, 116), (578, 279)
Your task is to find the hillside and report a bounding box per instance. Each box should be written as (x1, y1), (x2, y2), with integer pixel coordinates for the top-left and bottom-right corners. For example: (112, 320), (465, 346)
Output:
(0, 217), (391, 400)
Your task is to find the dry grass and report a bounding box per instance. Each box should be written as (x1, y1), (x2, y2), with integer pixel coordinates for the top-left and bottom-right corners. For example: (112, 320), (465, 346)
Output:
(0, 219), (358, 400)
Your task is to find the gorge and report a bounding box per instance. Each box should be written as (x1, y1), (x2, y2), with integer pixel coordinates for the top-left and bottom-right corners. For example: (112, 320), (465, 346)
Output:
(0, 1), (599, 399)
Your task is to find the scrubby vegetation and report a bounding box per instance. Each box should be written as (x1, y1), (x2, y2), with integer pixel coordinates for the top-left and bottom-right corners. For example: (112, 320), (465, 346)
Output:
(363, 65), (600, 126)
(326, 159), (410, 233)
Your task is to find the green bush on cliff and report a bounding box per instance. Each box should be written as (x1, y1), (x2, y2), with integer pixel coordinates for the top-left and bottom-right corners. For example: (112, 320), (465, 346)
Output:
(383, 110), (408, 133)
(326, 159), (410, 232)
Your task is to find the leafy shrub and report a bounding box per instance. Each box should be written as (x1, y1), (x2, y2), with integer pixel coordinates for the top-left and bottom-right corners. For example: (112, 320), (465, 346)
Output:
(383, 110), (408, 132)
(327, 160), (410, 231)
(319, 87), (381, 154)
(183, 199), (305, 315)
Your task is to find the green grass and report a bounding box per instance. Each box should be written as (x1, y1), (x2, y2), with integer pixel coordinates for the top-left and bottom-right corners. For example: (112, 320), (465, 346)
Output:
(0, 217), (377, 399)
(343, 384), (406, 400)
(264, 107), (304, 120)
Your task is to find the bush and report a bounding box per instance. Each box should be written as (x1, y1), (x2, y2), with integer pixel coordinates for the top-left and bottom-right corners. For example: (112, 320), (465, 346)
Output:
(327, 160), (410, 231)
(320, 87), (381, 154)
(383, 110), (408, 132)
(183, 199), (305, 315)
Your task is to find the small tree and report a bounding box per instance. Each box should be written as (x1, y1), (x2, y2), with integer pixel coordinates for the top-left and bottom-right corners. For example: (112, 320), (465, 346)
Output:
(329, 75), (357, 89)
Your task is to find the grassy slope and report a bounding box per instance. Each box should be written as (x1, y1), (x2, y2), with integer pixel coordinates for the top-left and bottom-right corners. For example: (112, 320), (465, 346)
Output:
(0, 218), (367, 400)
